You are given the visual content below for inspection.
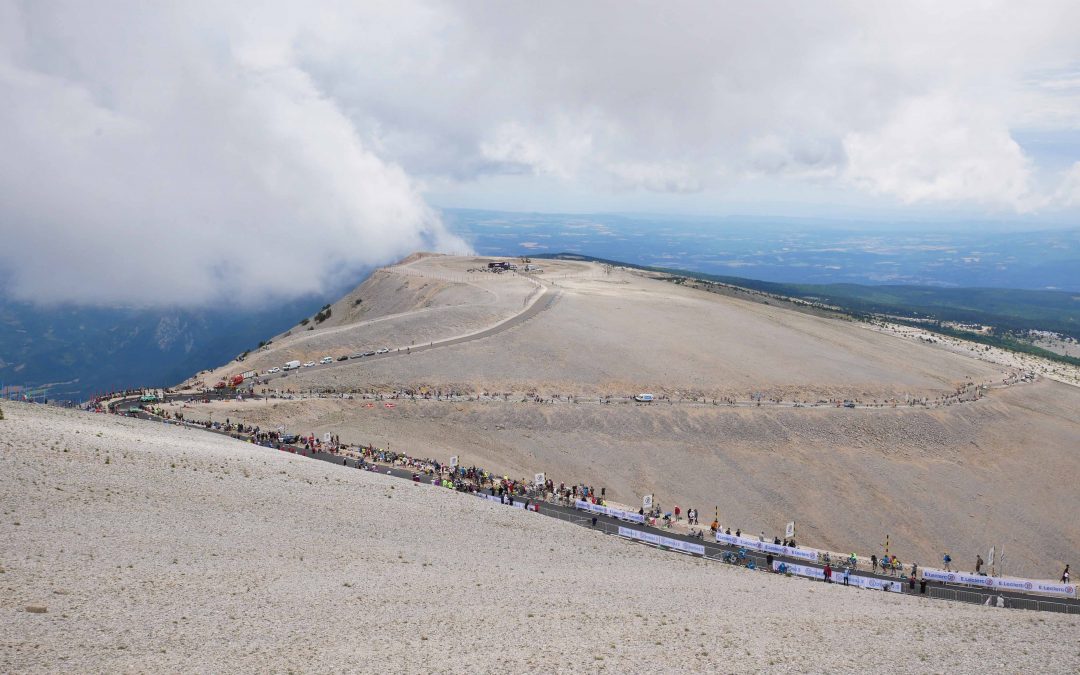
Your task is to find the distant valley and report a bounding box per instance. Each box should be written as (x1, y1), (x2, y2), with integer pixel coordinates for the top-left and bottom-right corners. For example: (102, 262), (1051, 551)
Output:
(3, 211), (1078, 401)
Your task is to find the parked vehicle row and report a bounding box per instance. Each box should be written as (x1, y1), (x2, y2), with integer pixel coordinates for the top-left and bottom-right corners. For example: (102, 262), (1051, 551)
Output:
(263, 348), (393, 376)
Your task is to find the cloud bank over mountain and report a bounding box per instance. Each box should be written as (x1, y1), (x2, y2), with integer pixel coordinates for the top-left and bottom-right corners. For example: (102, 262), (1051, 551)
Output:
(2, 1), (1079, 306)
(0, 2), (468, 306)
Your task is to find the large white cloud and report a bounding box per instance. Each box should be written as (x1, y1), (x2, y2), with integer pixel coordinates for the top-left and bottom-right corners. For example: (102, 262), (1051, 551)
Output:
(0, 1), (468, 307)
(842, 93), (1041, 210)
(2, 1), (1080, 307)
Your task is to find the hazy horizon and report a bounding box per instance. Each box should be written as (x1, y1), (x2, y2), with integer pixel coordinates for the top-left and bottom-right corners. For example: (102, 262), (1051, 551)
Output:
(2, 2), (1080, 309)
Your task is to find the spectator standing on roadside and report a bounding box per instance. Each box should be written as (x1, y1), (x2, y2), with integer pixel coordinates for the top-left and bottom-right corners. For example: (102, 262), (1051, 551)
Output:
(975, 555), (984, 575)
(871, 554), (878, 572)
(824, 563), (832, 583)
(766, 553), (774, 570)
(843, 567), (850, 586)
(943, 553), (952, 571)
(1063, 565), (1070, 584)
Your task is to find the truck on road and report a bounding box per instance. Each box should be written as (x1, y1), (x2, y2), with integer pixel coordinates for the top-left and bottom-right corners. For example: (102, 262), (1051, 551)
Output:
(283, 360), (301, 371)
(634, 393), (655, 402)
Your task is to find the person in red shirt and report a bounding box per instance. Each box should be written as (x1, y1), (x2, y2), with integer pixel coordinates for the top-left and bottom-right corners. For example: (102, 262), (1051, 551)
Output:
(824, 563), (833, 583)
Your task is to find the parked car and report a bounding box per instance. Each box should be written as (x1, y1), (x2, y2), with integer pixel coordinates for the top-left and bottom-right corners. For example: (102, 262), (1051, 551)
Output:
(337, 355), (349, 361)
(362, 351), (376, 357)
(267, 367), (281, 374)
(350, 353), (365, 359)
(320, 356), (333, 364)
(375, 348), (389, 354)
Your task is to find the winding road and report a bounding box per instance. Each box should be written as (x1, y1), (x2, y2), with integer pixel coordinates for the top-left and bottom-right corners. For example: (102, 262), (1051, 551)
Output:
(215, 278), (558, 388)
(106, 395), (1080, 615)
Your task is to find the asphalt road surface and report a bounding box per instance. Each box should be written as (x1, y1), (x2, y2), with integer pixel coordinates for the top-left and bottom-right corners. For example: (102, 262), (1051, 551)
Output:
(108, 397), (1080, 614)
(229, 284), (558, 387)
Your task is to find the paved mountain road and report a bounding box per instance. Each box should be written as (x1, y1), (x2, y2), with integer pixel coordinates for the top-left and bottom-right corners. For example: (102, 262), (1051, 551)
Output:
(218, 282), (558, 388)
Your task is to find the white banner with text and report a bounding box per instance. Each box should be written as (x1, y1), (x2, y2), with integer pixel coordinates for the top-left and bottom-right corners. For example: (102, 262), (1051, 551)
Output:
(715, 532), (818, 562)
(575, 500), (646, 524)
(921, 568), (1076, 597)
(772, 561), (904, 592)
(618, 526), (706, 555)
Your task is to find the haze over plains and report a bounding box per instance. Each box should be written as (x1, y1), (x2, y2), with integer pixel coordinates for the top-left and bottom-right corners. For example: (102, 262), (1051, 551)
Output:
(3, 1), (1080, 309)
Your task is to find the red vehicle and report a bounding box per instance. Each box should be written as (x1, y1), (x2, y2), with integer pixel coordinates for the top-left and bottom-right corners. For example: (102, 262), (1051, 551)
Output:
(228, 374), (245, 387)
(213, 381), (227, 390)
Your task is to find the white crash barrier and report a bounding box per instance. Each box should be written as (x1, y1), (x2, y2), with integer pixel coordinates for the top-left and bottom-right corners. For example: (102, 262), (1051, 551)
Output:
(772, 561), (904, 592)
(574, 499), (646, 524)
(921, 568), (1076, 598)
(716, 532), (818, 562)
(475, 493), (529, 510)
(618, 526), (706, 555)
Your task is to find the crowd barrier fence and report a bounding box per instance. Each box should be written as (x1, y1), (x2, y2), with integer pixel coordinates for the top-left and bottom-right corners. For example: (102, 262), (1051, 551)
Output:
(716, 532), (818, 562)
(574, 500), (645, 524)
(617, 526), (706, 555)
(475, 493), (538, 511)
(125, 400), (1080, 611)
(922, 568), (1076, 598)
(771, 561), (904, 592)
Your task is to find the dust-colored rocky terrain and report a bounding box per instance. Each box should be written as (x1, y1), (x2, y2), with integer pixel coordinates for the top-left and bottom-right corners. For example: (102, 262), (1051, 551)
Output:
(181, 255), (1080, 578)
(3, 402), (1078, 673)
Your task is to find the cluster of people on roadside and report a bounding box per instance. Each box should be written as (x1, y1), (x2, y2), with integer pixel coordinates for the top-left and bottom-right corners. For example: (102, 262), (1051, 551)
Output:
(185, 375), (1016, 412)
(121, 395), (1072, 592)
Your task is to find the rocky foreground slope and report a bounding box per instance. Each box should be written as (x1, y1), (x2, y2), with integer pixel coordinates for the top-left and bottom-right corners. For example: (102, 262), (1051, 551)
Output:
(172, 257), (1080, 579)
(2, 402), (1078, 673)
(181, 377), (1080, 578)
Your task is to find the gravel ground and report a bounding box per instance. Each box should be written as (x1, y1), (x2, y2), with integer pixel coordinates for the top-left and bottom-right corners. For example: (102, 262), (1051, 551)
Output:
(272, 257), (1008, 402)
(3, 402), (1078, 673)
(188, 259), (538, 386)
(178, 378), (1080, 580)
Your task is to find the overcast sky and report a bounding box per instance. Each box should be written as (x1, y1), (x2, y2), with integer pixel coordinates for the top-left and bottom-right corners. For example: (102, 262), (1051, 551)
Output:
(3, 1), (1080, 306)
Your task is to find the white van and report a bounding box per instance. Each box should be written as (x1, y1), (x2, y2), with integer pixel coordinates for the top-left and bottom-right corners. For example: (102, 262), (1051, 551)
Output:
(634, 393), (654, 402)
(283, 360), (301, 371)
(319, 356), (333, 364)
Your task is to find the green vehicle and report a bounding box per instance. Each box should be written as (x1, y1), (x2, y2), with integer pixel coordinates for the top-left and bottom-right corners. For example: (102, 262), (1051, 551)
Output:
(139, 393), (158, 403)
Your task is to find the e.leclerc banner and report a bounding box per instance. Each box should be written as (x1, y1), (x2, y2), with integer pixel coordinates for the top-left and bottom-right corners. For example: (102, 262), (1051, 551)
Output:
(922, 568), (1076, 597)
